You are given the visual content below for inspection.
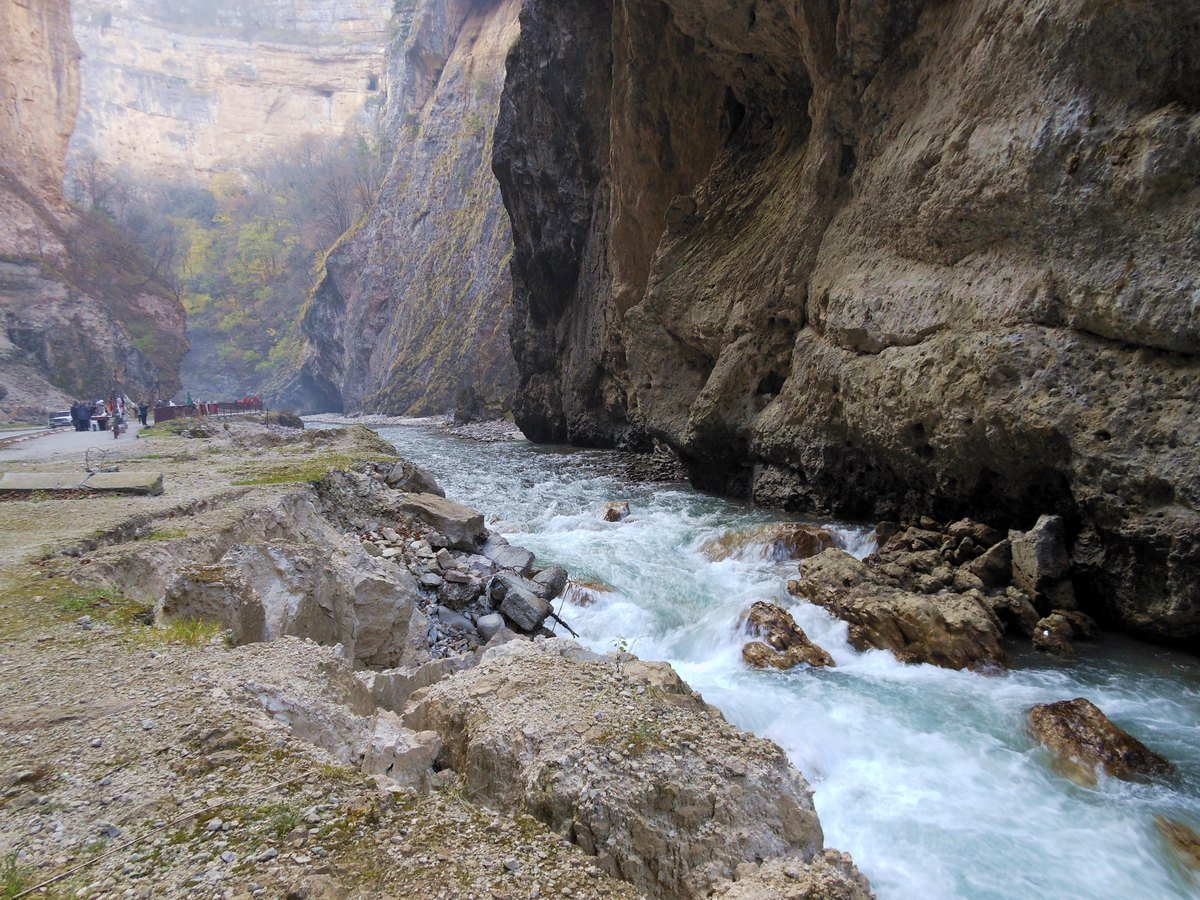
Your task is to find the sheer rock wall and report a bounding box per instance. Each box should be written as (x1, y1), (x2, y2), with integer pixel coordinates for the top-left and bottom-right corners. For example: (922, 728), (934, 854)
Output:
(0, 0), (185, 417)
(493, 0), (1200, 645)
(283, 0), (519, 416)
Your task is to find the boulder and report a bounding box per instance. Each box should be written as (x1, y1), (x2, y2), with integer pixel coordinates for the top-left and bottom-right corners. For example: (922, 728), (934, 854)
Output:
(967, 539), (1013, 588)
(793, 549), (1006, 670)
(985, 589), (1041, 637)
(701, 523), (837, 563)
(396, 493), (485, 550)
(480, 535), (535, 574)
(1032, 613), (1076, 657)
(532, 565), (569, 600)
(1027, 698), (1175, 786)
(1155, 816), (1200, 875)
(1010, 515), (1075, 611)
(494, 575), (552, 632)
(600, 500), (631, 522)
(384, 461), (445, 497)
(476, 613), (505, 642)
(740, 602), (834, 670)
(404, 639), (838, 899)
(361, 710), (440, 789)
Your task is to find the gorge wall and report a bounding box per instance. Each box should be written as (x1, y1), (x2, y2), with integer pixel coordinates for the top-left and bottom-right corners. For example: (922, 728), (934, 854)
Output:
(494, 0), (1200, 646)
(283, 0), (518, 416)
(67, 0), (392, 179)
(0, 0), (185, 418)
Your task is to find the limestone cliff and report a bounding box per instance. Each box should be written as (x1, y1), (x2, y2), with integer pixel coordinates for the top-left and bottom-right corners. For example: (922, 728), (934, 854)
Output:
(68, 0), (392, 179)
(0, 0), (186, 419)
(282, 0), (518, 416)
(494, 0), (1200, 645)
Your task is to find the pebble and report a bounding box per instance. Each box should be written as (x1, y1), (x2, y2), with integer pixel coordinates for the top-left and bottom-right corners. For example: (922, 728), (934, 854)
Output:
(140, 719), (156, 731)
(90, 737), (103, 748)
(205, 818), (223, 832)
(221, 851), (236, 863)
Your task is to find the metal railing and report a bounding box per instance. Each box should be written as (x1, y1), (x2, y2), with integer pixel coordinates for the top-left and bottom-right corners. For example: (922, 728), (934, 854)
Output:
(152, 400), (266, 423)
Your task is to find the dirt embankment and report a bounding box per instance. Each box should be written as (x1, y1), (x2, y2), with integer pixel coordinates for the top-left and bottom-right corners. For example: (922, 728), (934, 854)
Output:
(0, 421), (868, 899)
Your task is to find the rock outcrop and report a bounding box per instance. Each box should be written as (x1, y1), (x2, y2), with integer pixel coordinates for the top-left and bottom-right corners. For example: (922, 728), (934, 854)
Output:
(741, 601), (834, 670)
(493, 0), (1200, 648)
(67, 0), (392, 179)
(1027, 697), (1175, 786)
(404, 638), (849, 900)
(0, 0), (186, 420)
(282, 0), (519, 416)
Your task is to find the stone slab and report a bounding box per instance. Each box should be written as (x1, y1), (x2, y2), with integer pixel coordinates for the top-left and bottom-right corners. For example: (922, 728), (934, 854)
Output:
(0, 471), (164, 495)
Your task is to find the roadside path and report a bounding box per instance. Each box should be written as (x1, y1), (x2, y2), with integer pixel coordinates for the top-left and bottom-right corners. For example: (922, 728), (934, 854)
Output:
(0, 422), (146, 465)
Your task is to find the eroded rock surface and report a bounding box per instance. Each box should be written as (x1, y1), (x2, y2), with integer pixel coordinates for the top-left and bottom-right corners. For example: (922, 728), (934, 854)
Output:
(1028, 697), (1175, 786)
(793, 549), (1005, 670)
(404, 638), (849, 899)
(741, 601), (834, 670)
(494, 0), (1200, 648)
(283, 0), (520, 416)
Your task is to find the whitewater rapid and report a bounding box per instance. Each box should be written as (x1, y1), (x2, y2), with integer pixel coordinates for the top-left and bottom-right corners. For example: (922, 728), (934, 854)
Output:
(368, 422), (1200, 899)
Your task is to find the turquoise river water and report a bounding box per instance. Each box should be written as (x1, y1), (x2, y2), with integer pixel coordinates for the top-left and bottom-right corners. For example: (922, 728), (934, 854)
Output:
(366, 422), (1200, 899)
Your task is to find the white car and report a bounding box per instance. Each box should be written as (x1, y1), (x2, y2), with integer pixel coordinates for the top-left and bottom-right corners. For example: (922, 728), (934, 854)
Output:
(48, 411), (72, 428)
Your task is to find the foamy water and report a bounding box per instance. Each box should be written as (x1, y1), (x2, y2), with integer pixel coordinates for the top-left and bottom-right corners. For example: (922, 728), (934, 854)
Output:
(366, 423), (1200, 899)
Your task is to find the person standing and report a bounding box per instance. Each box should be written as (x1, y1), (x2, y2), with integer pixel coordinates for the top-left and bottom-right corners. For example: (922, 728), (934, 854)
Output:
(137, 401), (148, 426)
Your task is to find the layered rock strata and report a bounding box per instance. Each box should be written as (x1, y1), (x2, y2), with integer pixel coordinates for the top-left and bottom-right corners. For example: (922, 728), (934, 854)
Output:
(0, 0), (186, 419)
(68, 0), (393, 179)
(493, 0), (1200, 647)
(283, 0), (519, 416)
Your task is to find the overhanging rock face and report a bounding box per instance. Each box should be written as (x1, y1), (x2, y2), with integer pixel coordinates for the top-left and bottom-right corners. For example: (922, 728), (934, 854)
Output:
(493, 0), (1200, 646)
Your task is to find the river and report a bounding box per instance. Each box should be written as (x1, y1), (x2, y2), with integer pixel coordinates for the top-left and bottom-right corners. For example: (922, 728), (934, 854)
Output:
(366, 421), (1200, 899)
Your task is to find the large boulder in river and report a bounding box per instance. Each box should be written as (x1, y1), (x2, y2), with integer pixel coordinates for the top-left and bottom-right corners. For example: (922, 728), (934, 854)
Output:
(384, 461), (445, 497)
(792, 550), (1005, 670)
(701, 524), (836, 562)
(403, 639), (847, 899)
(396, 493), (485, 550)
(1155, 816), (1200, 876)
(1027, 698), (1175, 786)
(1010, 515), (1075, 612)
(740, 602), (834, 670)
(600, 500), (631, 522)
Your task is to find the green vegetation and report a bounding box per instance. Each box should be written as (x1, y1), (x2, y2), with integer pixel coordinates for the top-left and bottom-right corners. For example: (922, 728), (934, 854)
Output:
(144, 617), (224, 647)
(1, 853), (29, 899)
(67, 132), (389, 393)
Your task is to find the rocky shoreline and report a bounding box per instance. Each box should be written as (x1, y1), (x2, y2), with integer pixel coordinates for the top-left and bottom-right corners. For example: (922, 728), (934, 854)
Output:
(2, 420), (1194, 897)
(0, 421), (873, 898)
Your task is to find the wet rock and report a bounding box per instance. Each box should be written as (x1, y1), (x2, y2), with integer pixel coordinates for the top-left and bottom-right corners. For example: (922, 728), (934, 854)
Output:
(497, 581), (552, 633)
(701, 523), (837, 563)
(1027, 698), (1175, 786)
(1010, 516), (1075, 611)
(1032, 613), (1076, 657)
(396, 493), (485, 550)
(1059, 610), (1101, 641)
(599, 501), (630, 522)
(1155, 816), (1200, 875)
(384, 461), (444, 497)
(794, 550), (1005, 670)
(531, 566), (569, 600)
(740, 602), (833, 670)
(404, 638), (837, 899)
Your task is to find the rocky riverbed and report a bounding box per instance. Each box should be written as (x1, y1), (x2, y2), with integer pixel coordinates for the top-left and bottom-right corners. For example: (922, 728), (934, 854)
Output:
(0, 420), (872, 898)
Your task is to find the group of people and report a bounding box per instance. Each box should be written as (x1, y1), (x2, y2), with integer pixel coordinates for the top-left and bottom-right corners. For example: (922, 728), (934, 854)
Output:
(69, 397), (151, 436)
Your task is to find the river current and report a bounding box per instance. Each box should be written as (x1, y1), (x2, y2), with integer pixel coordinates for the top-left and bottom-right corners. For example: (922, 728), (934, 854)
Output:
(366, 422), (1200, 899)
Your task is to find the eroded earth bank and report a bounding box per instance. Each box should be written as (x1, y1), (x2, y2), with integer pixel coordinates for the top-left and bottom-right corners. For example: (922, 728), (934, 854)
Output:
(0, 421), (869, 899)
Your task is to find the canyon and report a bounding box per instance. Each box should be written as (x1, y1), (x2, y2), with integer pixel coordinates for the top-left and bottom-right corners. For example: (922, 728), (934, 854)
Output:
(0, 0), (185, 419)
(493, 0), (1200, 647)
(282, 0), (519, 417)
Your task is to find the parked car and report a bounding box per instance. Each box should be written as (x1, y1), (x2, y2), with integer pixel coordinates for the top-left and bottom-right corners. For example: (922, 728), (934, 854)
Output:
(48, 410), (72, 428)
